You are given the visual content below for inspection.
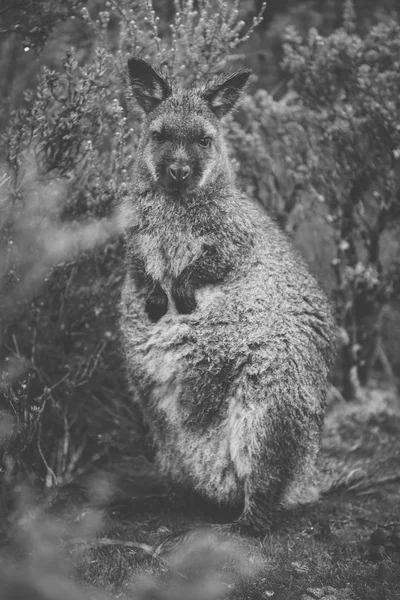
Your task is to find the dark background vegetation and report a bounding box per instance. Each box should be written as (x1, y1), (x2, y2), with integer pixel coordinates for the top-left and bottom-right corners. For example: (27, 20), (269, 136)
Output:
(0, 1), (400, 599)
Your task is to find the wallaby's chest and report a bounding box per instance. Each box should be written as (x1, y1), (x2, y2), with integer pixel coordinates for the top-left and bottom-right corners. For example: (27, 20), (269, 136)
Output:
(135, 225), (204, 281)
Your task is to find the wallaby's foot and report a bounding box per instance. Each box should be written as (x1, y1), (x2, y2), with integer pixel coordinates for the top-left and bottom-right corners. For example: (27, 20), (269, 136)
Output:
(171, 276), (197, 314)
(210, 522), (244, 539)
(154, 518), (267, 557)
(211, 514), (273, 539)
(154, 526), (219, 557)
(146, 283), (168, 321)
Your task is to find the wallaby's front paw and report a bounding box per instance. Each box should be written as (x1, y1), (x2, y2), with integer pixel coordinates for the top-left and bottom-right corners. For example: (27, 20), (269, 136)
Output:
(146, 284), (168, 322)
(172, 278), (197, 314)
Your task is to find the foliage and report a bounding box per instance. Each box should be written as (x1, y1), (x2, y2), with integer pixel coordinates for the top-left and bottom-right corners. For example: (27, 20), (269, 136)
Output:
(2, 388), (400, 598)
(0, 0), (87, 49)
(230, 11), (400, 397)
(283, 16), (400, 396)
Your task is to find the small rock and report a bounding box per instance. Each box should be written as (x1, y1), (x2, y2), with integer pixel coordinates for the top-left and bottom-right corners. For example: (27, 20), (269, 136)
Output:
(323, 587), (338, 595)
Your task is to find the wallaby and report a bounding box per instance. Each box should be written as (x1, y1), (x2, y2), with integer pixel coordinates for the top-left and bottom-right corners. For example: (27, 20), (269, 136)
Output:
(119, 58), (336, 539)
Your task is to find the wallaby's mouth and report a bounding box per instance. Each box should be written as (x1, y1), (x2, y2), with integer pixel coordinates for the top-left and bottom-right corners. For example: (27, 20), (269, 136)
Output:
(163, 175), (197, 195)
(167, 180), (192, 193)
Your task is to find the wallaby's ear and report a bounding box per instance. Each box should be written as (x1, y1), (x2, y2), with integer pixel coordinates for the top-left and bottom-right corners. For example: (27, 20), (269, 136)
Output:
(127, 58), (171, 113)
(203, 70), (251, 118)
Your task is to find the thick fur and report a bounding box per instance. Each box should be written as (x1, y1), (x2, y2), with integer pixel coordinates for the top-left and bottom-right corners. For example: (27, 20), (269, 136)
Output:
(119, 59), (336, 536)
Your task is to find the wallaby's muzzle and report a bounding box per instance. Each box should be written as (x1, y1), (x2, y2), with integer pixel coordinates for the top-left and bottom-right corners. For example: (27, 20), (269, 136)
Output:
(166, 162), (193, 191)
(169, 164), (191, 182)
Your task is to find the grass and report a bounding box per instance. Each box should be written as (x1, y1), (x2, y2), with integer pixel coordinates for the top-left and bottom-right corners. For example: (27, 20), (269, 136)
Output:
(1, 385), (399, 599)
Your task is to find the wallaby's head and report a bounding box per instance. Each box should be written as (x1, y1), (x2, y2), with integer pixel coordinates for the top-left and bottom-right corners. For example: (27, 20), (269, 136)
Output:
(128, 58), (250, 195)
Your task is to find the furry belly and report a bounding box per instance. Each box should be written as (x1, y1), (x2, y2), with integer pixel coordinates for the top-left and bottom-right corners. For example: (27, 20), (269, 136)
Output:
(155, 415), (244, 506)
(138, 338), (244, 506)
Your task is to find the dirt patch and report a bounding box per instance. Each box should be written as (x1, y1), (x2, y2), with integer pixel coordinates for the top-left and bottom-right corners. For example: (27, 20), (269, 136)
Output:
(1, 387), (399, 600)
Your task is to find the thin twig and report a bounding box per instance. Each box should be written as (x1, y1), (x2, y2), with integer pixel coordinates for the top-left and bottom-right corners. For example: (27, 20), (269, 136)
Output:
(348, 473), (400, 493)
(37, 421), (58, 488)
(56, 265), (76, 331)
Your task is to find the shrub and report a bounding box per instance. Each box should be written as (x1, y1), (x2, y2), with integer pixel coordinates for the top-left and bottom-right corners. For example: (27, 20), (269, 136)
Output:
(0, 0), (87, 49)
(229, 4), (400, 398)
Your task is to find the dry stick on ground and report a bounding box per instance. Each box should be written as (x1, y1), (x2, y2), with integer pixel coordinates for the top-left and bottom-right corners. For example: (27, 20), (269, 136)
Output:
(320, 467), (365, 495)
(349, 474), (400, 494)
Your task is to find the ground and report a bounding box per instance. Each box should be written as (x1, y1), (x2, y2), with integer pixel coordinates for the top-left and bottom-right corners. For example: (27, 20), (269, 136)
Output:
(1, 386), (399, 600)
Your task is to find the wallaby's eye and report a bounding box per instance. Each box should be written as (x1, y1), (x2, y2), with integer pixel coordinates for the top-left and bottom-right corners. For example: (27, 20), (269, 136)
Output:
(199, 137), (212, 148)
(152, 131), (166, 142)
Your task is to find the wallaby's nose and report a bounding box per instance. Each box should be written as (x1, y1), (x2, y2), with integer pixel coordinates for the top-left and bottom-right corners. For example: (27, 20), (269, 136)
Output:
(169, 164), (191, 182)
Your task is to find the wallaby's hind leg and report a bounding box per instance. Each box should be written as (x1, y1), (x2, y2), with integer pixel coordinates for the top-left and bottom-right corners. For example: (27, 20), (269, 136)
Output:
(154, 408), (321, 554)
(224, 394), (323, 536)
